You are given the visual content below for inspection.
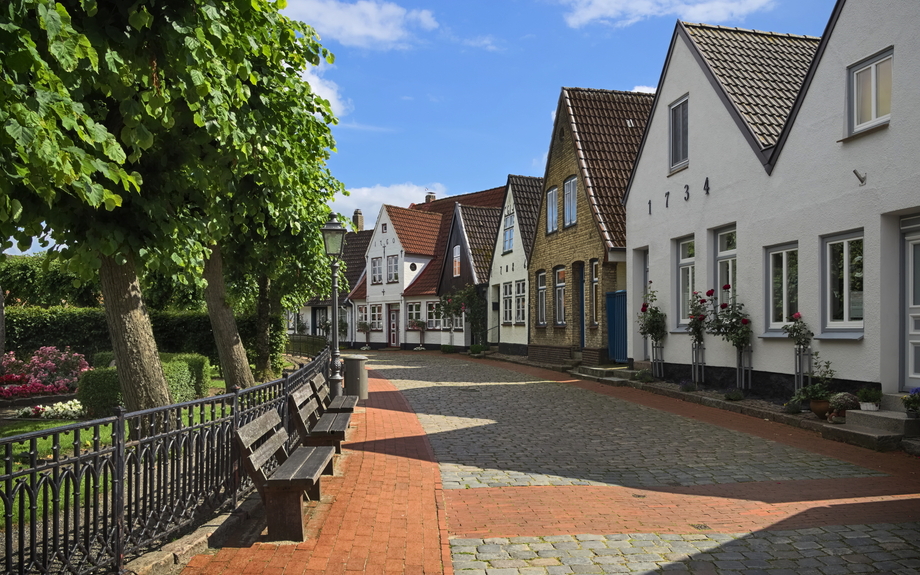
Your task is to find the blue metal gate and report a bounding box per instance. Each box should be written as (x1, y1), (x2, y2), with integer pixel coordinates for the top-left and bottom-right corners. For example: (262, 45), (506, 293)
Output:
(607, 290), (627, 363)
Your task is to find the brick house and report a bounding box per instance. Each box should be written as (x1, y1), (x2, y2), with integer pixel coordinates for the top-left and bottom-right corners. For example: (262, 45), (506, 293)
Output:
(528, 87), (653, 366)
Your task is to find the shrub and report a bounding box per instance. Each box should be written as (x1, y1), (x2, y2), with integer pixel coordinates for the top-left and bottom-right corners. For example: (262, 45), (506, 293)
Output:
(161, 353), (212, 398)
(724, 388), (745, 401)
(469, 344), (483, 355)
(92, 351), (115, 368)
(829, 392), (859, 411)
(782, 401), (802, 414)
(2, 346), (90, 390)
(162, 361), (194, 404)
(855, 387), (882, 403)
(632, 369), (654, 383)
(678, 379), (697, 392)
(77, 368), (121, 418)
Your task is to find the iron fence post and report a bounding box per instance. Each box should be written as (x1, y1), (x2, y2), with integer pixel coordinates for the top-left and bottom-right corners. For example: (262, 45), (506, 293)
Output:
(282, 373), (291, 433)
(113, 407), (126, 574)
(231, 386), (241, 510)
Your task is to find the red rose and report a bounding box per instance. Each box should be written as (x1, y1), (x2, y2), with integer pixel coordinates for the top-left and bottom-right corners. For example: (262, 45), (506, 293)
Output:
(706, 289), (715, 297)
(641, 305), (648, 313)
(723, 284), (731, 291)
(741, 318), (750, 325)
(792, 312), (802, 320)
(698, 315), (706, 321)
(720, 303), (728, 309)
(699, 299), (706, 304)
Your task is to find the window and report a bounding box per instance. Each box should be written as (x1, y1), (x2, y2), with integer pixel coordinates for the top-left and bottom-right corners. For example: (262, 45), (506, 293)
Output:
(387, 255), (399, 282)
(590, 260), (599, 324)
(502, 282), (513, 323)
(716, 228), (737, 301)
(515, 280), (526, 324)
(825, 233), (863, 328)
(453, 313), (464, 331)
(554, 267), (566, 325)
(563, 176), (577, 227)
(677, 238), (695, 325)
(669, 96), (689, 169)
(536, 272), (547, 325)
(849, 49), (892, 134)
(407, 302), (421, 323)
(370, 304), (383, 330)
(452, 245), (461, 277)
(546, 187), (558, 233)
(357, 305), (368, 324)
(382, 223), (387, 233)
(768, 245), (798, 328)
(371, 257), (382, 284)
(503, 212), (514, 252)
(426, 301), (441, 329)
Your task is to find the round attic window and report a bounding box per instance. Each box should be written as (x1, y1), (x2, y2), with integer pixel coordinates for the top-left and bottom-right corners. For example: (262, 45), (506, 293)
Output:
(409, 263), (417, 271)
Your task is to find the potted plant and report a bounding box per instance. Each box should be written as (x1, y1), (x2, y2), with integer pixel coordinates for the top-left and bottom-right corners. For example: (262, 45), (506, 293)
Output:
(827, 392), (859, 423)
(357, 321), (371, 351)
(902, 387), (920, 418)
(856, 387), (882, 411)
(790, 380), (832, 419)
(408, 319), (426, 350)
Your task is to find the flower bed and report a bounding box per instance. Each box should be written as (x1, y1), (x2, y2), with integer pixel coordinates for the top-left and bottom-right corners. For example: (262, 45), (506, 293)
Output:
(1, 346), (89, 401)
(17, 399), (85, 420)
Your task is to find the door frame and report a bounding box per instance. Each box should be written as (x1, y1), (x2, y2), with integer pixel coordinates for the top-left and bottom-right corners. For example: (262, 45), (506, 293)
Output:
(388, 304), (400, 348)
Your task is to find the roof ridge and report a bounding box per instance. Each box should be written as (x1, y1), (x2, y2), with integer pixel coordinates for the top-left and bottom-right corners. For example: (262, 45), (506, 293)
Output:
(681, 21), (821, 41)
(562, 86), (656, 98)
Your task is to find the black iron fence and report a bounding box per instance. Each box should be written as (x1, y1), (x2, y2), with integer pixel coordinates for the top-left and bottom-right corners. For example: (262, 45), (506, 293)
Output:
(0, 347), (330, 575)
(286, 334), (328, 358)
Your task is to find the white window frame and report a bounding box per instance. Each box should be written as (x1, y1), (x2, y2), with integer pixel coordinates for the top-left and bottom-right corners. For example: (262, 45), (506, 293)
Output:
(677, 237), (695, 326)
(453, 313), (464, 331)
(669, 95), (689, 170)
(370, 304), (383, 330)
(824, 232), (864, 330)
(357, 305), (368, 324)
(502, 282), (513, 324)
(849, 49), (892, 135)
(546, 187), (558, 233)
(563, 176), (577, 227)
(452, 245), (461, 277)
(536, 272), (547, 325)
(590, 260), (599, 325)
(716, 227), (737, 302)
(554, 267), (566, 325)
(515, 280), (526, 324)
(406, 302), (421, 322)
(371, 257), (382, 284)
(502, 213), (514, 252)
(386, 255), (399, 283)
(426, 301), (441, 330)
(767, 244), (798, 329)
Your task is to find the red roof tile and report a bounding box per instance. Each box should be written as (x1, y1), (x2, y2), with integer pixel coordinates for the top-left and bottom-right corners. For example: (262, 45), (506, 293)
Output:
(384, 206), (442, 256)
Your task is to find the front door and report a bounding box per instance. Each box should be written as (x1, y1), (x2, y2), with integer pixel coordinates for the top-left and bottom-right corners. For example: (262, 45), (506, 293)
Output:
(905, 233), (920, 390)
(389, 305), (400, 348)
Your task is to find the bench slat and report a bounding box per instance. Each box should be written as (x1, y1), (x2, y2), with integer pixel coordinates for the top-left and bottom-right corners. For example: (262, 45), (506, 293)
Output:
(248, 427), (290, 470)
(309, 412), (349, 436)
(270, 446), (335, 485)
(237, 410), (282, 448)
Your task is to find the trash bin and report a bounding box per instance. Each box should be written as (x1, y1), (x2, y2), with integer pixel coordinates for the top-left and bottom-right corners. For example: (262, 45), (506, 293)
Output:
(343, 355), (368, 400)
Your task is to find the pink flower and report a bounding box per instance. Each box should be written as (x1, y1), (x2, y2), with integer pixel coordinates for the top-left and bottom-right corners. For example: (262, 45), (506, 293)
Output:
(792, 312), (802, 320)
(720, 303), (728, 309)
(723, 284), (731, 291)
(741, 318), (750, 325)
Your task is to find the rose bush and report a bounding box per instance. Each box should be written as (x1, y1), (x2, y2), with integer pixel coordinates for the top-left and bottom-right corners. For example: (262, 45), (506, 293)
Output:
(2, 346), (90, 391)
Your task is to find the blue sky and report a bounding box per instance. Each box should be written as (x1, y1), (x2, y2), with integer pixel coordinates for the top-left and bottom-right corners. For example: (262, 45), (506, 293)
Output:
(283, 0), (838, 228)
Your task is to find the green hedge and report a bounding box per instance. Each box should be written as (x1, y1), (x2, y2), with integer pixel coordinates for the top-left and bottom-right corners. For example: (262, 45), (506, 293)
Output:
(92, 351), (211, 398)
(77, 361), (195, 418)
(7, 307), (284, 370)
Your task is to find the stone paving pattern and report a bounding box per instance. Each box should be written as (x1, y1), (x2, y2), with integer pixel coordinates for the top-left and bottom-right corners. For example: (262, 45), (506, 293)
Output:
(181, 352), (920, 575)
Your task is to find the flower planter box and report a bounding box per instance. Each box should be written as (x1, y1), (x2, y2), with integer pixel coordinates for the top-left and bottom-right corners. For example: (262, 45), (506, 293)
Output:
(859, 402), (879, 411)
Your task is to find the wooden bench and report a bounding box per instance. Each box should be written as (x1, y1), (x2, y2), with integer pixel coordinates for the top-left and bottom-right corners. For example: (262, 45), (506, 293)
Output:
(289, 384), (352, 454)
(310, 373), (359, 414)
(235, 409), (335, 541)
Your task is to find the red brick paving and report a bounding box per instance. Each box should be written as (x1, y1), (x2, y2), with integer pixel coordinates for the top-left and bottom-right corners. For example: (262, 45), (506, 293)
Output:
(181, 354), (920, 574)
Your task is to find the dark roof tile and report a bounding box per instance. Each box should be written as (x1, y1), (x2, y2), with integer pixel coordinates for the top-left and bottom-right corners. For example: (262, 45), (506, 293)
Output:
(458, 204), (502, 284)
(507, 174), (543, 258)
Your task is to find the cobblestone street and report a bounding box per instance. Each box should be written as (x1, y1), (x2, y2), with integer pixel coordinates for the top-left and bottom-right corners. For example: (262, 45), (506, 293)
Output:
(181, 352), (920, 575)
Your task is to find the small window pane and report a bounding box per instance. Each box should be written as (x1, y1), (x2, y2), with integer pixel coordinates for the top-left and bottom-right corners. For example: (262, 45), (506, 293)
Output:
(680, 240), (695, 260)
(787, 249), (798, 317)
(830, 241), (845, 321)
(719, 231), (736, 252)
(856, 67), (872, 126)
(877, 57), (892, 118)
(849, 239), (863, 320)
(771, 252), (784, 323)
(912, 243), (920, 306)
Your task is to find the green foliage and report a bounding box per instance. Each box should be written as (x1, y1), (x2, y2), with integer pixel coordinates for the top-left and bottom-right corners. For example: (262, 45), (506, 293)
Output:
(76, 368), (120, 418)
(0, 255), (101, 307)
(436, 284), (487, 345)
(790, 381), (832, 404)
(723, 388), (745, 401)
(855, 387), (882, 403)
(637, 283), (667, 343)
(782, 401), (802, 414)
(781, 312), (813, 348)
(161, 361), (194, 404)
(160, 353), (211, 398)
(92, 351), (114, 368)
(632, 369), (654, 383)
(809, 351), (835, 387)
(440, 345), (456, 354)
(469, 344), (483, 355)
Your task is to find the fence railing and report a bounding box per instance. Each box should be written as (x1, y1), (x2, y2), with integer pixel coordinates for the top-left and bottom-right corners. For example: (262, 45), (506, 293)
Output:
(286, 334), (329, 358)
(0, 347), (329, 575)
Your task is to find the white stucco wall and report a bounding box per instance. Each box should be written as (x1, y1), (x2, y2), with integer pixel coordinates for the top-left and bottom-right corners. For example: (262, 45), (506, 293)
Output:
(488, 186), (530, 349)
(626, 0), (920, 392)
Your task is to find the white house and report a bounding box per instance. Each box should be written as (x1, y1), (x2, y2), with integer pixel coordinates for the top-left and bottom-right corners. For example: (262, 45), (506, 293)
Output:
(625, 0), (920, 396)
(487, 175), (543, 356)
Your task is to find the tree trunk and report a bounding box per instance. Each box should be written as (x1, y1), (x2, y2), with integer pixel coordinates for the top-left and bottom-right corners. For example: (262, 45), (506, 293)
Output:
(253, 274), (273, 382)
(203, 245), (255, 389)
(99, 253), (171, 412)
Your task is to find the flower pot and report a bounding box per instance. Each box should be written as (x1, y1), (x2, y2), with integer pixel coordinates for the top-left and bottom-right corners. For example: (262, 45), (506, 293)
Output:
(907, 410), (919, 419)
(859, 402), (879, 411)
(809, 399), (830, 420)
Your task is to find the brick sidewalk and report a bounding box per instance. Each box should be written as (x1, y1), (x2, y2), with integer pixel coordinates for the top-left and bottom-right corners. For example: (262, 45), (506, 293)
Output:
(181, 353), (920, 575)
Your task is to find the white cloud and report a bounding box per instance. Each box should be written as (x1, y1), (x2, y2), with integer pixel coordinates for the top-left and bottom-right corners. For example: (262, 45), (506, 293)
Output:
(532, 152), (548, 169)
(284, 0), (438, 49)
(558, 0), (774, 28)
(461, 35), (500, 52)
(632, 85), (657, 93)
(330, 182), (449, 229)
(301, 63), (352, 117)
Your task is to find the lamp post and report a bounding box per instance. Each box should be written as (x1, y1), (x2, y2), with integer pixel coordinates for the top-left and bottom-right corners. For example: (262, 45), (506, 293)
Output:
(321, 213), (346, 397)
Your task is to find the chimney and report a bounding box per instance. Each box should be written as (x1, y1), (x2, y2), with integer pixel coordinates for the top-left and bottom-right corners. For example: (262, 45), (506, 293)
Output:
(352, 209), (364, 230)
(425, 192), (436, 203)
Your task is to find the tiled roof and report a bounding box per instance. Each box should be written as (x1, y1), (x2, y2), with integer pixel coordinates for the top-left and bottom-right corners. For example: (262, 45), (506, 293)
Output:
(347, 272), (367, 301)
(682, 22), (820, 148)
(506, 175), (543, 261)
(562, 88), (653, 249)
(384, 205), (442, 256)
(458, 205), (502, 284)
(403, 186), (505, 296)
(308, 229), (372, 306)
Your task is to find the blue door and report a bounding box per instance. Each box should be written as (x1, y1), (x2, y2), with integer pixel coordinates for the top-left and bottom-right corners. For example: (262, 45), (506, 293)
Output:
(607, 290), (627, 363)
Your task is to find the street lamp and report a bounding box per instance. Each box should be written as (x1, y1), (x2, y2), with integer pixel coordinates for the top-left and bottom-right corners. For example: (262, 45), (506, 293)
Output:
(321, 213), (346, 397)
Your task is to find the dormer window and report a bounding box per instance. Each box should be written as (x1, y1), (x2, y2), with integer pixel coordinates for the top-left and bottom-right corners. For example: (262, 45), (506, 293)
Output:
(849, 49), (892, 135)
(452, 245), (460, 277)
(669, 95), (689, 170)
